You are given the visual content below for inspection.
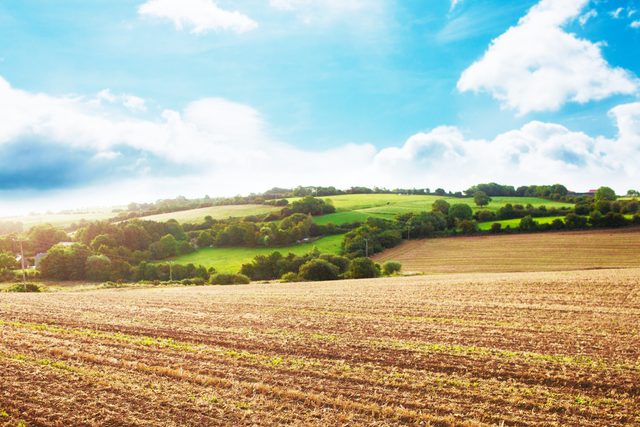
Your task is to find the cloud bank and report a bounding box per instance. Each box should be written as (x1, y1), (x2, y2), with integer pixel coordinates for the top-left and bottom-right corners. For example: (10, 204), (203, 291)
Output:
(0, 76), (638, 214)
(138, 0), (258, 34)
(458, 0), (639, 115)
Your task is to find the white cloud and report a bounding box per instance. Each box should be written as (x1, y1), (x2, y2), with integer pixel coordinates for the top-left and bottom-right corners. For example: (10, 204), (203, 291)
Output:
(610, 7), (624, 19)
(1, 76), (639, 215)
(631, 20), (640, 28)
(95, 89), (147, 113)
(93, 151), (123, 160)
(450, 0), (463, 11)
(123, 95), (147, 113)
(138, 0), (258, 34)
(579, 9), (597, 26)
(269, 0), (378, 25)
(458, 0), (639, 115)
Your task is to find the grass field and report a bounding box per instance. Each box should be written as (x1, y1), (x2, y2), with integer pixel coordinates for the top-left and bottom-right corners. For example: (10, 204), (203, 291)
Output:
(477, 216), (566, 230)
(169, 234), (344, 272)
(373, 228), (640, 274)
(137, 204), (281, 225)
(301, 194), (574, 223)
(1, 207), (121, 230)
(1, 268), (638, 426)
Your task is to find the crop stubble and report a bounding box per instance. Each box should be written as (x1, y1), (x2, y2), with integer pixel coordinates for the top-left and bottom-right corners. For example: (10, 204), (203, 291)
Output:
(373, 228), (640, 274)
(1, 269), (639, 426)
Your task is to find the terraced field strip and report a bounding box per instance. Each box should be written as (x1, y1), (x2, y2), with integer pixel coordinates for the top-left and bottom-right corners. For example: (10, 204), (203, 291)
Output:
(1, 268), (638, 426)
(373, 228), (640, 274)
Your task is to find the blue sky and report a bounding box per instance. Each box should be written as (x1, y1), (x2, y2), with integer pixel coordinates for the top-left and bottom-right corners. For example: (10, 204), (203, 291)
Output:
(0, 0), (639, 214)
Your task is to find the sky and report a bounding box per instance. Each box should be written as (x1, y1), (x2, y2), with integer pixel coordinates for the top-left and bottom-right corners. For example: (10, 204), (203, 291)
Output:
(0, 0), (639, 215)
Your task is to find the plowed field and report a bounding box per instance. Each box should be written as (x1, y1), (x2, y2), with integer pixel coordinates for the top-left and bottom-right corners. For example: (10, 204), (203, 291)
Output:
(373, 228), (640, 274)
(1, 269), (639, 426)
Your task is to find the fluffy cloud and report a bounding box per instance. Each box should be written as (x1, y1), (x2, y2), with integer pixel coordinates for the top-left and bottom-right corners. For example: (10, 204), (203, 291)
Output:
(458, 0), (639, 115)
(0, 76), (639, 214)
(632, 21), (640, 29)
(450, 0), (463, 11)
(138, 0), (258, 34)
(98, 89), (147, 113)
(269, 0), (377, 25)
(579, 9), (597, 26)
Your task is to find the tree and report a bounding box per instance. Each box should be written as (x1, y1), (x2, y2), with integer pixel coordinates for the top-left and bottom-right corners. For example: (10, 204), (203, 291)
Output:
(458, 220), (478, 235)
(196, 231), (214, 248)
(382, 261), (402, 275)
(519, 216), (537, 231)
(431, 199), (450, 215)
(434, 188), (446, 196)
(627, 189), (639, 196)
(0, 252), (19, 270)
(299, 259), (339, 281)
(448, 204), (473, 223)
(595, 186), (616, 202)
(347, 257), (381, 279)
(473, 191), (492, 208)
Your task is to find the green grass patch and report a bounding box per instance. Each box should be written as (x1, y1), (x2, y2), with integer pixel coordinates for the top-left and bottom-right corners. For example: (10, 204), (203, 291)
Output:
(313, 212), (370, 225)
(478, 216), (567, 230)
(169, 234), (345, 273)
(2, 207), (121, 229)
(138, 204), (280, 225)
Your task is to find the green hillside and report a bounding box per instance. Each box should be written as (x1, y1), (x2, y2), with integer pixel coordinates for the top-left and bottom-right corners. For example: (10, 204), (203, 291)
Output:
(168, 234), (344, 273)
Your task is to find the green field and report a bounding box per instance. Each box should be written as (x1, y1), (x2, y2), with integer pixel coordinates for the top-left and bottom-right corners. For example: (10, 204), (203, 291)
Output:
(2, 207), (122, 230)
(169, 234), (344, 273)
(303, 194), (573, 222)
(477, 216), (566, 230)
(138, 204), (280, 225)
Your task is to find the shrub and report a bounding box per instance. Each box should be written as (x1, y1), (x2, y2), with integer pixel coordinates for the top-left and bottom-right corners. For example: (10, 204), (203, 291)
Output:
(459, 219), (478, 235)
(6, 282), (42, 292)
(632, 214), (640, 225)
(382, 261), (402, 276)
(477, 210), (493, 222)
(280, 272), (303, 283)
(209, 273), (251, 285)
(299, 259), (339, 281)
(490, 222), (502, 234)
(347, 257), (381, 279)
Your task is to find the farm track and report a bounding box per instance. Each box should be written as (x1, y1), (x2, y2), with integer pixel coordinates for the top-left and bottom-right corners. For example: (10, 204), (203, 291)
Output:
(1, 269), (639, 426)
(372, 228), (640, 274)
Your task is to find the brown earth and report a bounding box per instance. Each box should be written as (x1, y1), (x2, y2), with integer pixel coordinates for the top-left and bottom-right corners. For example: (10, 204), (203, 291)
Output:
(1, 269), (639, 426)
(372, 227), (640, 274)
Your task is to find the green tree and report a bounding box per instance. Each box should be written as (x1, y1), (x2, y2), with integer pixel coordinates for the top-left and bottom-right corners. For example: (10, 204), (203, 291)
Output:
(519, 216), (537, 231)
(382, 261), (402, 275)
(431, 199), (450, 215)
(299, 259), (339, 281)
(595, 186), (616, 202)
(347, 257), (381, 279)
(473, 191), (492, 208)
(0, 252), (19, 270)
(448, 204), (473, 223)
(85, 255), (112, 282)
(458, 220), (478, 235)
(196, 231), (214, 248)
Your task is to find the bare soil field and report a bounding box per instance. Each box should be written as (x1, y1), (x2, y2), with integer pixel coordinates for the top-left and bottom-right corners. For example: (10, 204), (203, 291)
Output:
(373, 228), (640, 274)
(1, 269), (639, 426)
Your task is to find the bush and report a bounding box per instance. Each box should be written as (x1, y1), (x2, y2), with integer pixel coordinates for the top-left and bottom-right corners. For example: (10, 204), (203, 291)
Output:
(458, 219), (478, 235)
(382, 261), (402, 275)
(632, 214), (640, 225)
(299, 259), (339, 281)
(490, 222), (502, 234)
(6, 282), (42, 292)
(347, 257), (381, 279)
(209, 273), (251, 285)
(280, 272), (303, 283)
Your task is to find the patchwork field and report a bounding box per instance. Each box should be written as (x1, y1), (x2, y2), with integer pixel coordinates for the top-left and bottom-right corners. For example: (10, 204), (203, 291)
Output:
(1, 207), (122, 230)
(137, 204), (281, 225)
(373, 228), (640, 274)
(169, 234), (344, 273)
(1, 269), (638, 426)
